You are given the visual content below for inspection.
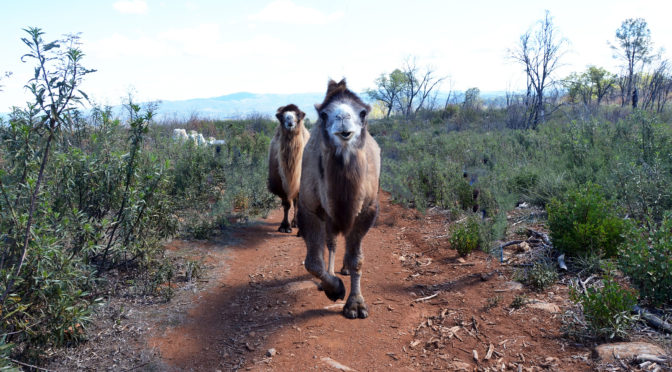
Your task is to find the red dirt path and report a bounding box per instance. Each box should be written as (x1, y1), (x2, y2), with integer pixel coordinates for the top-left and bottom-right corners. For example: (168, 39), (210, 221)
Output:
(148, 193), (593, 371)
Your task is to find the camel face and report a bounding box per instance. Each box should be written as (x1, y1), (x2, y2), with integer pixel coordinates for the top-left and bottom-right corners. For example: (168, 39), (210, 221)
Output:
(319, 102), (367, 153)
(282, 111), (299, 131)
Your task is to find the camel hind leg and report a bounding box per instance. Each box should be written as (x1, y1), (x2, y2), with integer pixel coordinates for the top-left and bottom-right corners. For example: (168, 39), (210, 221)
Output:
(278, 198), (292, 233)
(343, 200), (379, 319)
(299, 207), (345, 301)
(291, 197), (302, 237)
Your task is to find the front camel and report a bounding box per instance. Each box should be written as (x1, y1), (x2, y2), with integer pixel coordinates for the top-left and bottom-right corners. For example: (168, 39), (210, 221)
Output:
(297, 79), (380, 319)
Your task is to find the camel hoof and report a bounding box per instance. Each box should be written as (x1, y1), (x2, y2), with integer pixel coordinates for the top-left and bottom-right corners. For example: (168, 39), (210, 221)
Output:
(323, 277), (345, 302)
(295, 229), (302, 237)
(340, 267), (350, 276)
(343, 295), (368, 319)
(291, 219), (298, 228)
(278, 224), (292, 233)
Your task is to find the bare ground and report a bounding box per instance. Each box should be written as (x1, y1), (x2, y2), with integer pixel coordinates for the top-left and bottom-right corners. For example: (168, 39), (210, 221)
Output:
(46, 193), (670, 371)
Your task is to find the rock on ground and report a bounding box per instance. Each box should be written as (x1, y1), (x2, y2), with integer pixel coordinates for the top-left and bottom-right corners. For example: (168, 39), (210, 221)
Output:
(594, 342), (666, 363)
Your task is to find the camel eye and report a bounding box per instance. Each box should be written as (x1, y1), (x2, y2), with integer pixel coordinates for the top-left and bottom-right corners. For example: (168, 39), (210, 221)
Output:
(359, 110), (367, 120)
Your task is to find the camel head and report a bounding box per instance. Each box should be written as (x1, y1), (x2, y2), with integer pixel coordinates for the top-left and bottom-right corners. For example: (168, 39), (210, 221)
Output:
(315, 79), (371, 153)
(275, 104), (305, 132)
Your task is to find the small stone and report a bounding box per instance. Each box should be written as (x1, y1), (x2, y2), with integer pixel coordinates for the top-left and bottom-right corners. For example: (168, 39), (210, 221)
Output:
(527, 301), (560, 313)
(498, 281), (524, 291)
(266, 348), (277, 357)
(450, 361), (473, 371)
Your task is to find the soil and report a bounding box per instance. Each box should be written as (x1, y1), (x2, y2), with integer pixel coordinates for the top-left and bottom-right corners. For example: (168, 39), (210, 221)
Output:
(45, 192), (669, 371)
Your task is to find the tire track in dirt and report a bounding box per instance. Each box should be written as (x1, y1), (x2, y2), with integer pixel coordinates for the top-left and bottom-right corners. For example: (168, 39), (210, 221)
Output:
(149, 193), (593, 371)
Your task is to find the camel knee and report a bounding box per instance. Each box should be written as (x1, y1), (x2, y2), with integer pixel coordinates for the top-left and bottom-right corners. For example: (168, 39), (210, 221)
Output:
(343, 251), (363, 273)
(304, 255), (325, 277)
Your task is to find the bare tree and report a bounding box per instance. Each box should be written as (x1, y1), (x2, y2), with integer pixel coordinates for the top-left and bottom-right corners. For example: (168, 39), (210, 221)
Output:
(398, 57), (445, 118)
(442, 77), (455, 109)
(610, 18), (654, 107)
(640, 59), (671, 112)
(509, 11), (567, 129)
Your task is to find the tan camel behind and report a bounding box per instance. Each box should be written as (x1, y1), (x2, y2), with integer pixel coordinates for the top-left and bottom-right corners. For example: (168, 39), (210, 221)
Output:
(268, 104), (310, 233)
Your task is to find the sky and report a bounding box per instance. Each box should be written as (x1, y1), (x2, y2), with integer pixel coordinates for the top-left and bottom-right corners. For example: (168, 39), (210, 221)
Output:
(1, 0), (671, 111)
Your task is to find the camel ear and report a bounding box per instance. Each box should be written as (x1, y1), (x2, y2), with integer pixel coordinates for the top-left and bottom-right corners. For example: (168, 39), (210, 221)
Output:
(298, 109), (306, 121)
(275, 105), (286, 122)
(326, 79), (339, 95)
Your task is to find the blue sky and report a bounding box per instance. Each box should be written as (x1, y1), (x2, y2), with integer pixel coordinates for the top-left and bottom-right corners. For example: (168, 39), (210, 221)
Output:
(1, 0), (671, 111)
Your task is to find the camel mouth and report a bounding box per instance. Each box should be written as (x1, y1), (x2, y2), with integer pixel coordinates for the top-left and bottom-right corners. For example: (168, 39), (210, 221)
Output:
(338, 131), (354, 140)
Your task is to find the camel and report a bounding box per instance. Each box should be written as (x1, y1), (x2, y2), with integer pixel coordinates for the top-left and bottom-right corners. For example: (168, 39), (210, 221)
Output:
(298, 79), (381, 319)
(267, 104), (310, 233)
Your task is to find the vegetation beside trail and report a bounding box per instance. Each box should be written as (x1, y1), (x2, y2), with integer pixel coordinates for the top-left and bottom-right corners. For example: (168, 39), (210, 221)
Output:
(2, 13), (672, 368)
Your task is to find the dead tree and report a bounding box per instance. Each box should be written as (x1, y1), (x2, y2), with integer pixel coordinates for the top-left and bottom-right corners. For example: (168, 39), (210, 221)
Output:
(509, 11), (567, 129)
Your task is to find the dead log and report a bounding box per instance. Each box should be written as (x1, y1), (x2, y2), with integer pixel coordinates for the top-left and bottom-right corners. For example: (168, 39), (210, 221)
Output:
(526, 228), (551, 246)
(633, 305), (672, 333)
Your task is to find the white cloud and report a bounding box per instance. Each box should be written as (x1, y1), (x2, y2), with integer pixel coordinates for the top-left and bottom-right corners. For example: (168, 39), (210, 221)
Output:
(249, 1), (344, 25)
(113, 0), (148, 14)
(88, 24), (298, 60)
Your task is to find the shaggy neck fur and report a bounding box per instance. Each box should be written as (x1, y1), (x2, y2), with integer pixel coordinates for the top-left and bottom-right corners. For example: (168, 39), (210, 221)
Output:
(278, 123), (304, 188)
(322, 129), (368, 235)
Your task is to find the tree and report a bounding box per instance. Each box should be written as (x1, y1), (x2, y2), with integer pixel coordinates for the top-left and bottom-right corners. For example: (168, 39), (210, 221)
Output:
(367, 58), (445, 119)
(509, 11), (567, 129)
(639, 59), (672, 113)
(365, 69), (406, 118)
(610, 18), (654, 107)
(398, 57), (445, 118)
(564, 72), (592, 105)
(587, 66), (615, 105)
(463, 87), (481, 110)
(564, 66), (615, 106)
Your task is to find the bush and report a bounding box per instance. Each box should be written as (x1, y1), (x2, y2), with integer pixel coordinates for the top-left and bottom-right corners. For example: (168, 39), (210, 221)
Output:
(450, 216), (480, 256)
(570, 273), (638, 340)
(527, 261), (559, 291)
(619, 214), (672, 306)
(547, 183), (625, 257)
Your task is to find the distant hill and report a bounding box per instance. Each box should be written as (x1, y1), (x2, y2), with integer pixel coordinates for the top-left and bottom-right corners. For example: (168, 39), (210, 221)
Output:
(0, 90), (509, 122)
(153, 92), (327, 122)
(150, 90), (508, 122)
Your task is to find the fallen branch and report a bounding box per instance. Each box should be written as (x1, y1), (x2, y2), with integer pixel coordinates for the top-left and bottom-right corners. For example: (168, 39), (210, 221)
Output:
(633, 305), (672, 333)
(636, 354), (667, 363)
(527, 228), (551, 246)
(499, 240), (523, 250)
(414, 293), (439, 302)
(578, 275), (596, 294)
(8, 358), (54, 372)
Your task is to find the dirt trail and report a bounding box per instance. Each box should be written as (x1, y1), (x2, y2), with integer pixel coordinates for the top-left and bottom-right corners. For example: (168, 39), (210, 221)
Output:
(149, 193), (593, 371)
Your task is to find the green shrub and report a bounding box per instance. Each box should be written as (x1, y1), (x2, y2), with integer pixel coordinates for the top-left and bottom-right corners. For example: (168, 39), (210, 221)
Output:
(509, 170), (539, 194)
(619, 214), (672, 306)
(450, 216), (480, 256)
(527, 261), (559, 291)
(570, 273), (638, 340)
(548, 183), (625, 257)
(0, 338), (19, 371)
